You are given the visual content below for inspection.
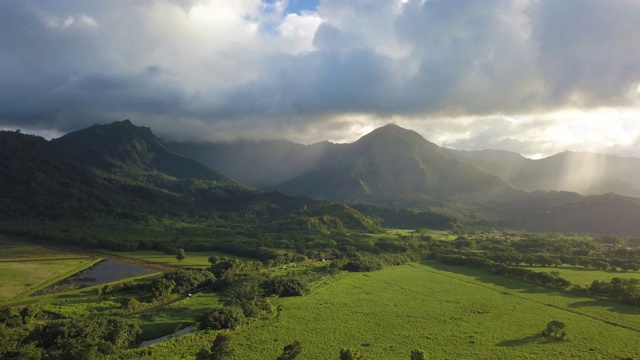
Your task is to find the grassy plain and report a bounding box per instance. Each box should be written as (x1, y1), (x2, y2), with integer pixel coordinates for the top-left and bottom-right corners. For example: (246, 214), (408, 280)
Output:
(0, 243), (73, 258)
(523, 266), (640, 286)
(0, 258), (96, 301)
(130, 292), (222, 340)
(5, 237), (640, 359)
(112, 250), (247, 268)
(226, 263), (640, 360)
(375, 229), (458, 241)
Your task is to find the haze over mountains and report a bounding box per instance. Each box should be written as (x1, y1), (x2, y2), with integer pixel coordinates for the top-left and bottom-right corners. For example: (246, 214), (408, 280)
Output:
(167, 123), (640, 199)
(4, 119), (640, 236)
(0, 120), (384, 233)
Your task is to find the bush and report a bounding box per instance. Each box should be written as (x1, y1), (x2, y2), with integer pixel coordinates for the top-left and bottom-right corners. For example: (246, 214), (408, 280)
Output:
(264, 276), (310, 297)
(199, 306), (247, 331)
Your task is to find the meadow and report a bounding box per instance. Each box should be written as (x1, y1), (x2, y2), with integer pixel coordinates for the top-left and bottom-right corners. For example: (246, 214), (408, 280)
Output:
(0, 258), (96, 302)
(112, 250), (249, 268)
(221, 262), (640, 360)
(0, 239), (100, 302)
(4, 236), (640, 360)
(523, 265), (640, 286)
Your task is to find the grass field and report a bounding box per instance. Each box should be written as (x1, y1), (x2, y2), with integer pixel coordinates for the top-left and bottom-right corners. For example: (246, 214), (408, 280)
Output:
(5, 237), (640, 359)
(112, 250), (248, 268)
(375, 229), (459, 241)
(131, 292), (223, 340)
(0, 239), (80, 259)
(523, 266), (640, 286)
(226, 263), (640, 360)
(0, 258), (97, 302)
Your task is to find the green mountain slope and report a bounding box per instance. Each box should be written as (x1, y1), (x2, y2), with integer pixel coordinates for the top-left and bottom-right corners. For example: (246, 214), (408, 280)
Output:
(454, 149), (640, 198)
(272, 124), (519, 204)
(53, 119), (233, 183)
(0, 130), (179, 221)
(0, 121), (382, 234)
(480, 191), (640, 236)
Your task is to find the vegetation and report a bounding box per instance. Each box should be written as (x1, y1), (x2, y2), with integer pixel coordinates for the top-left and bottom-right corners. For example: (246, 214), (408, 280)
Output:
(340, 348), (364, 360)
(176, 248), (186, 263)
(277, 340), (302, 360)
(3, 121), (640, 360)
(542, 320), (567, 340)
(410, 349), (427, 360)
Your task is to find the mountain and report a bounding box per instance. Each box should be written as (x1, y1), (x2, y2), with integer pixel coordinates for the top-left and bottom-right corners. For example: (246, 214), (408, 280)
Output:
(8, 120), (640, 237)
(170, 124), (523, 205)
(0, 121), (383, 235)
(0, 130), (171, 221)
(53, 119), (233, 183)
(454, 149), (640, 198)
(270, 124), (519, 204)
(480, 191), (640, 235)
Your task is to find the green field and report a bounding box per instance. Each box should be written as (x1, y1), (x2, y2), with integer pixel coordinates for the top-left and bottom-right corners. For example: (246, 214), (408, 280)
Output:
(131, 292), (223, 341)
(112, 250), (248, 268)
(0, 258), (96, 302)
(0, 239), (79, 259)
(4, 238), (640, 359)
(224, 263), (639, 360)
(523, 266), (640, 286)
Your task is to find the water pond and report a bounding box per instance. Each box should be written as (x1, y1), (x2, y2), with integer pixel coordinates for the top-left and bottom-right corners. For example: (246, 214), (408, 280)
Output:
(36, 259), (155, 294)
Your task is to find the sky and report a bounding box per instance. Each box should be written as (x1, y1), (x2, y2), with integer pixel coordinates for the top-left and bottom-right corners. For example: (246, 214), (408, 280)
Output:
(1, 0), (640, 159)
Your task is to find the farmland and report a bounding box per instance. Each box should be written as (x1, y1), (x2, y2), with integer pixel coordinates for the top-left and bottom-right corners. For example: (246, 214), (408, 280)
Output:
(225, 263), (640, 360)
(523, 266), (640, 287)
(3, 233), (640, 360)
(0, 258), (96, 301)
(112, 250), (249, 268)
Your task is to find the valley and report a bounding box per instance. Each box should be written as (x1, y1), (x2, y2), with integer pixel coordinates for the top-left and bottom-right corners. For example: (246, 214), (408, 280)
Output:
(2, 232), (640, 359)
(2, 121), (640, 359)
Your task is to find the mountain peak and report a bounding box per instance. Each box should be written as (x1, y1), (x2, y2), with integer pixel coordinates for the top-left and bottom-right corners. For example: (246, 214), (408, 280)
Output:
(355, 123), (439, 152)
(53, 120), (234, 182)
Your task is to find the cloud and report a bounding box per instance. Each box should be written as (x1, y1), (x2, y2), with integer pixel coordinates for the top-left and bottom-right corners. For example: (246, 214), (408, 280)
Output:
(0, 0), (639, 157)
(532, 0), (640, 107)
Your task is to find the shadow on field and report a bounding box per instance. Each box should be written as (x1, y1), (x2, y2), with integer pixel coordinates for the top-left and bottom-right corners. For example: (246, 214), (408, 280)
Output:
(425, 262), (553, 295)
(568, 300), (640, 315)
(496, 334), (555, 347)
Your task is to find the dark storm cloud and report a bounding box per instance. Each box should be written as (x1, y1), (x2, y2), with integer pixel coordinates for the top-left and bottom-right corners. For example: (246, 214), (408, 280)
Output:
(0, 0), (639, 154)
(532, 0), (640, 106)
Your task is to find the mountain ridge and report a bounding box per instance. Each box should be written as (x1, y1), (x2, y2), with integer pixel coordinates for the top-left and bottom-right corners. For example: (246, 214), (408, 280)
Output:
(166, 124), (640, 199)
(53, 119), (235, 184)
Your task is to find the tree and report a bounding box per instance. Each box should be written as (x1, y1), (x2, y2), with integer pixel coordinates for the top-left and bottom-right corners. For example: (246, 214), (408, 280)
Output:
(277, 340), (302, 360)
(209, 332), (235, 360)
(542, 320), (567, 339)
(199, 306), (247, 331)
(120, 297), (141, 312)
(339, 348), (363, 360)
(176, 248), (186, 263)
(150, 278), (176, 301)
(410, 349), (427, 360)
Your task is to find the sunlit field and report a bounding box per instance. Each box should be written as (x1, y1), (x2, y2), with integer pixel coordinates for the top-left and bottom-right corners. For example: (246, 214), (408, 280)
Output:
(227, 263), (640, 360)
(523, 266), (640, 287)
(112, 250), (249, 268)
(0, 258), (95, 302)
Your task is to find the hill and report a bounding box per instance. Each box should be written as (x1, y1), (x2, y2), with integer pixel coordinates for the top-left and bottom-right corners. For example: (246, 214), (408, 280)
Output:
(0, 122), (385, 237)
(53, 119), (233, 183)
(481, 191), (640, 235)
(165, 123), (640, 236)
(0, 130), (144, 221)
(271, 124), (519, 204)
(454, 149), (640, 198)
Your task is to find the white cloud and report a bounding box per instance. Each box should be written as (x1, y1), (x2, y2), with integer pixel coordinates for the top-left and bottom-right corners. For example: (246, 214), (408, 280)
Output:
(1, 0), (640, 158)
